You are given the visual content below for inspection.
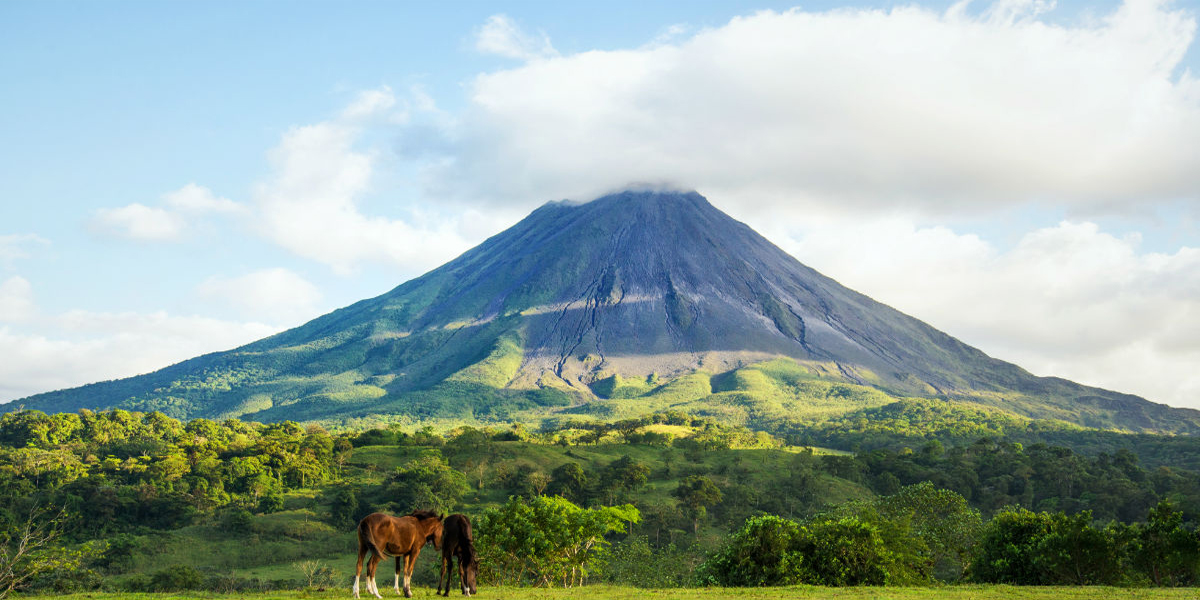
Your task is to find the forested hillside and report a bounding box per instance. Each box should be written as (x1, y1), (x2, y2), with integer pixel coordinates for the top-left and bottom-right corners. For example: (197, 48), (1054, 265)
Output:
(2, 409), (1200, 594)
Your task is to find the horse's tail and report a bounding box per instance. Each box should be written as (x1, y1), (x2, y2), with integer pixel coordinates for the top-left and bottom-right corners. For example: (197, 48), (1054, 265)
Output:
(357, 516), (374, 554)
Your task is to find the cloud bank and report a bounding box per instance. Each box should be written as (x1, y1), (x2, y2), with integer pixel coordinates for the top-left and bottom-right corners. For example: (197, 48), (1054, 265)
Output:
(778, 217), (1200, 408)
(0, 310), (279, 402)
(428, 2), (1200, 216)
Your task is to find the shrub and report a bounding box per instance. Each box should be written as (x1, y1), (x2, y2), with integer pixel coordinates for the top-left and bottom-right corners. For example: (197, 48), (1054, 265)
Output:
(475, 495), (639, 587)
(149, 564), (203, 591)
(700, 514), (912, 586)
(601, 537), (701, 587)
(698, 515), (806, 586)
(971, 508), (1122, 585)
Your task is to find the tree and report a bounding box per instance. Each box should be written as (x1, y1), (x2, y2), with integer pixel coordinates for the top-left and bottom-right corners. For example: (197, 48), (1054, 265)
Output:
(548, 462), (587, 502)
(475, 496), (639, 587)
(1134, 499), (1200, 586)
(698, 515), (806, 586)
(699, 514), (899, 586)
(970, 507), (1120, 585)
(672, 475), (723, 537)
(970, 508), (1056, 584)
(1033, 511), (1121, 585)
(599, 456), (650, 503)
(798, 516), (895, 586)
(388, 453), (469, 513)
(328, 486), (362, 528)
(0, 506), (71, 598)
(873, 482), (981, 581)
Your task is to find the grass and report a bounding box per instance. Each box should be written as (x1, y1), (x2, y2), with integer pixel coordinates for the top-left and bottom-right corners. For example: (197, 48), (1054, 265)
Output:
(21, 585), (1200, 600)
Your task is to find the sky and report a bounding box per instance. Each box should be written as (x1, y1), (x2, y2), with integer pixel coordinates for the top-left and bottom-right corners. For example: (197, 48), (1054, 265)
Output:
(2, 0), (1200, 410)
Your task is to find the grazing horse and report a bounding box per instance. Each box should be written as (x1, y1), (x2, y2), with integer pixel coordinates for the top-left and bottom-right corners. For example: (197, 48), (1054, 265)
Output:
(354, 510), (444, 599)
(437, 514), (478, 597)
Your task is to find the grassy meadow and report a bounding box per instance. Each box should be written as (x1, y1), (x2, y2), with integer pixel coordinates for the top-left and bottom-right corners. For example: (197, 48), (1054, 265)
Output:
(17, 585), (1200, 600)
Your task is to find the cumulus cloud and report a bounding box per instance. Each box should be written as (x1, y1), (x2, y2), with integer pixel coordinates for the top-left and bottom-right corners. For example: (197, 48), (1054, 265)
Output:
(163, 183), (245, 215)
(197, 268), (322, 325)
(91, 184), (244, 241)
(341, 85), (402, 122)
(475, 14), (558, 61)
(0, 276), (35, 322)
(0, 234), (49, 268)
(253, 89), (475, 274)
(0, 311), (279, 403)
(769, 217), (1200, 409)
(433, 2), (1200, 216)
(90, 203), (184, 241)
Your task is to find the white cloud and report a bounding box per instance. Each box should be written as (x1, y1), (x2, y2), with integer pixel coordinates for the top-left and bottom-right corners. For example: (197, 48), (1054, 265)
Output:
(341, 85), (400, 122)
(475, 14), (558, 61)
(91, 184), (245, 242)
(253, 99), (475, 274)
(90, 203), (184, 241)
(771, 216), (1200, 409)
(163, 183), (245, 215)
(0, 276), (34, 322)
(0, 311), (279, 403)
(0, 234), (49, 268)
(436, 2), (1200, 216)
(197, 268), (322, 325)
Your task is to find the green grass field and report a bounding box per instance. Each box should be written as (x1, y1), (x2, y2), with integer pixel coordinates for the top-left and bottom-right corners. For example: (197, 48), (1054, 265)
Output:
(19, 585), (1200, 600)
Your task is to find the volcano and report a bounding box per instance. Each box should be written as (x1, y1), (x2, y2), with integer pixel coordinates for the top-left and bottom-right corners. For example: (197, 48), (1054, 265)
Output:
(13, 189), (1200, 433)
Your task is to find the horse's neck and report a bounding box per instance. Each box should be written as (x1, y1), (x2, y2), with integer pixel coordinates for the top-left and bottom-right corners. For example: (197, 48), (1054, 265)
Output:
(418, 518), (440, 536)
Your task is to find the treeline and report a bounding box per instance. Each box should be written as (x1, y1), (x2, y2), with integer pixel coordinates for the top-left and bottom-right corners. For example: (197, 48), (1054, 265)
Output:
(6, 408), (1200, 592)
(0, 409), (353, 538)
(6, 408), (1200, 540)
(701, 488), (1200, 586)
(794, 397), (1200, 471)
(849, 438), (1200, 522)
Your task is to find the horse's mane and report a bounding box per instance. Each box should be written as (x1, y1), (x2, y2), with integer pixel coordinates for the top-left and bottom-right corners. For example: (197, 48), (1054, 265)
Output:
(409, 509), (440, 520)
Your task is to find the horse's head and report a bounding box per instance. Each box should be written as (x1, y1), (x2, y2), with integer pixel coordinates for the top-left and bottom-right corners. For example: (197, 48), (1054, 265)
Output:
(413, 510), (444, 550)
(429, 516), (445, 550)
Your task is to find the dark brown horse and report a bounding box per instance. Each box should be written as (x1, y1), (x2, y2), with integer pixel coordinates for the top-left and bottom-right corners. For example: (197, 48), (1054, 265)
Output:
(437, 514), (478, 597)
(354, 510), (444, 599)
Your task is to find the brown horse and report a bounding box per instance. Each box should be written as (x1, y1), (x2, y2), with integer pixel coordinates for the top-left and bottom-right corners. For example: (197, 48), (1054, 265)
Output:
(354, 510), (444, 599)
(437, 514), (478, 597)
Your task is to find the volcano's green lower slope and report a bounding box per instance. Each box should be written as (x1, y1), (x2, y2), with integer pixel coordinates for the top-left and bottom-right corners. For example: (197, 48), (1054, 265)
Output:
(16, 329), (1196, 439)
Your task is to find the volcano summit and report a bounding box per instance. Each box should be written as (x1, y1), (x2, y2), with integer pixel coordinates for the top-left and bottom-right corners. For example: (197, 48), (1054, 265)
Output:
(14, 189), (1200, 433)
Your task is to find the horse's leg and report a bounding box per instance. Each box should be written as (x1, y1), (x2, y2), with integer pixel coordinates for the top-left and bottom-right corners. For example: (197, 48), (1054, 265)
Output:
(438, 552), (448, 596)
(458, 557), (469, 596)
(367, 551), (384, 599)
(354, 539), (367, 599)
(398, 554), (408, 597)
(402, 549), (419, 598)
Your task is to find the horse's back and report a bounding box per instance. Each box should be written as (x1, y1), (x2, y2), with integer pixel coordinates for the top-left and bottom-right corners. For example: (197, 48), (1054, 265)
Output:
(442, 514), (474, 557)
(444, 514), (471, 536)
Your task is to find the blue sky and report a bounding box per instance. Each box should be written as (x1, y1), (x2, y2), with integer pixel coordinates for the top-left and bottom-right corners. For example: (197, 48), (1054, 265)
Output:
(3, 0), (1200, 410)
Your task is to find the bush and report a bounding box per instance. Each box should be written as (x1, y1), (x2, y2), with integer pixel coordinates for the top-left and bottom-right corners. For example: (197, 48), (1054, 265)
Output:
(476, 495), (639, 587)
(258, 492), (285, 514)
(699, 514), (910, 586)
(94, 533), (141, 573)
(219, 507), (256, 534)
(601, 537), (701, 587)
(388, 453), (469, 513)
(798, 517), (894, 586)
(149, 564), (203, 591)
(970, 508), (1121, 585)
(698, 515), (806, 586)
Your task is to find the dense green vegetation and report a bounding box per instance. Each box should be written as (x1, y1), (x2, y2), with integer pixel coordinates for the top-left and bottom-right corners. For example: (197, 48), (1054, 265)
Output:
(14, 586), (1200, 600)
(2, 408), (1200, 596)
